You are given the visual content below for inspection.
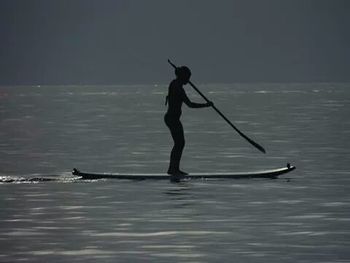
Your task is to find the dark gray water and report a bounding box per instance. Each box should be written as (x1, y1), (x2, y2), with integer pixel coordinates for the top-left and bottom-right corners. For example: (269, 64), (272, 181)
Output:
(0, 83), (349, 262)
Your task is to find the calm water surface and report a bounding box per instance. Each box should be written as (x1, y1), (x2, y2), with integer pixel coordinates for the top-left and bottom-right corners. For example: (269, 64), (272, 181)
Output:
(0, 83), (349, 262)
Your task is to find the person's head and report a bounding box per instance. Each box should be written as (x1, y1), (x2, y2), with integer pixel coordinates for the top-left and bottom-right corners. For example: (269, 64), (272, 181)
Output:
(175, 66), (191, 84)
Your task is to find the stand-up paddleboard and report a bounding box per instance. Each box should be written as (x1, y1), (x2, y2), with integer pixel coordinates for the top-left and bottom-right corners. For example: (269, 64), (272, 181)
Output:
(72, 164), (295, 180)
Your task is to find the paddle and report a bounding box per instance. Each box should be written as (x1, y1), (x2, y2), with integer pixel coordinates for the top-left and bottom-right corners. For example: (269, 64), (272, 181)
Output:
(167, 59), (266, 154)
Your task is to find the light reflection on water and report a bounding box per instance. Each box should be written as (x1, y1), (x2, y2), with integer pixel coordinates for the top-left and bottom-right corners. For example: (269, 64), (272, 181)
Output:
(0, 83), (350, 262)
(1, 177), (349, 262)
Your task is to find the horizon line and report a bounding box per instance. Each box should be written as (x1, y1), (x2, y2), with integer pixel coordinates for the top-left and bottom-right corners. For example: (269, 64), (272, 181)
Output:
(1, 81), (350, 88)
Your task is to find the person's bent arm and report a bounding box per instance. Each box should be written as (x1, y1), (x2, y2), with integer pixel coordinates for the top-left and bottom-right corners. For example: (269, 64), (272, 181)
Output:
(182, 91), (213, 108)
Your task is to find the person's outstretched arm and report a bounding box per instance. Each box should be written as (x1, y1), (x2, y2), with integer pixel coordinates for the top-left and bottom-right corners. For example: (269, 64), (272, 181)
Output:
(182, 89), (213, 108)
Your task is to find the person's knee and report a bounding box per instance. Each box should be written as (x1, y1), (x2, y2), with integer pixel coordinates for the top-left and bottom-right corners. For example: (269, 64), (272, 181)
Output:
(173, 139), (185, 150)
(178, 139), (185, 149)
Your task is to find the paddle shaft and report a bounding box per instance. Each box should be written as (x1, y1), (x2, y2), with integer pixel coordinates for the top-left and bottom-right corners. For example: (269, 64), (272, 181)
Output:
(167, 59), (266, 154)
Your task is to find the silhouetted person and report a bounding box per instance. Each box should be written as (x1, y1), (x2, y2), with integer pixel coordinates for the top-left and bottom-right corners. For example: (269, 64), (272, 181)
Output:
(164, 66), (213, 175)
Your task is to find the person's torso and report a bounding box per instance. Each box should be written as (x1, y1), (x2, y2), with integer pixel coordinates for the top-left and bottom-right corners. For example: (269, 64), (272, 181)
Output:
(166, 79), (184, 118)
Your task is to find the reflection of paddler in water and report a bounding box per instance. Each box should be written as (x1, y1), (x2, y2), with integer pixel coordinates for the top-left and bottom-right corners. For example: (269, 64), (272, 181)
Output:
(164, 66), (213, 175)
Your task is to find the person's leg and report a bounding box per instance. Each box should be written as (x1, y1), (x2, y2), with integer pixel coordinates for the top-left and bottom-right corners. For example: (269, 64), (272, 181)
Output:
(168, 120), (185, 173)
(165, 116), (185, 174)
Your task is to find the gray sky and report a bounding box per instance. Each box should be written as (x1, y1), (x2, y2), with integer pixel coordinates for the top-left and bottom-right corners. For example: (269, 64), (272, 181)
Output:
(0, 0), (349, 85)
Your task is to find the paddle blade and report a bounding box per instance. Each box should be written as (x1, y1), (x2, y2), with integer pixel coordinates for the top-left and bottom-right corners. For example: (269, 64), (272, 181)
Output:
(250, 139), (266, 154)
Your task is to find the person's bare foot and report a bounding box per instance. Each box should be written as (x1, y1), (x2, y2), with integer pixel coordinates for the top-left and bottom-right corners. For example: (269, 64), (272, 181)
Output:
(167, 169), (188, 175)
